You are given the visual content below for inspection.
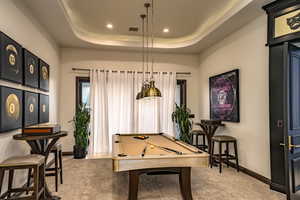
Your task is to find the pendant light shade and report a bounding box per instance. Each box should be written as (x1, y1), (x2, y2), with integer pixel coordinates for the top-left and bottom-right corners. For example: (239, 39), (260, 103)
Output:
(136, 81), (151, 100)
(141, 81), (150, 98)
(144, 80), (161, 98)
(136, 88), (143, 100)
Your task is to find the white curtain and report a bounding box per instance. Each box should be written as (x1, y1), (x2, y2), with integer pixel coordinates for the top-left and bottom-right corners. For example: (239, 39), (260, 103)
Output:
(89, 69), (177, 155)
(156, 72), (177, 135)
(137, 98), (160, 133)
(137, 72), (176, 135)
(107, 71), (135, 152)
(133, 72), (144, 132)
(89, 69), (109, 154)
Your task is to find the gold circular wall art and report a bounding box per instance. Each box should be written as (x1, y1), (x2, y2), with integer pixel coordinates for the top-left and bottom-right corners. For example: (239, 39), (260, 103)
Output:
(29, 103), (34, 113)
(42, 66), (48, 80)
(9, 54), (16, 66)
(42, 104), (46, 113)
(28, 96), (36, 113)
(29, 64), (34, 74)
(6, 44), (19, 74)
(6, 94), (20, 120)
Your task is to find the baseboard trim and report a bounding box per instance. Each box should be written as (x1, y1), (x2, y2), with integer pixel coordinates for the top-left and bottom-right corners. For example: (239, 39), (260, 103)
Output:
(62, 151), (73, 156)
(227, 161), (271, 185)
(270, 182), (286, 194)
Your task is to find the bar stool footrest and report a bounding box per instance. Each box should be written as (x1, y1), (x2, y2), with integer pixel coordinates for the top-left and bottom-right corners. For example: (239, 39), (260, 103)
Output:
(212, 154), (237, 159)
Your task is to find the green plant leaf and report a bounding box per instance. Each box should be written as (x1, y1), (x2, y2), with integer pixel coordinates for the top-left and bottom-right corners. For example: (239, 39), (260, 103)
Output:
(70, 104), (91, 149)
(172, 103), (192, 144)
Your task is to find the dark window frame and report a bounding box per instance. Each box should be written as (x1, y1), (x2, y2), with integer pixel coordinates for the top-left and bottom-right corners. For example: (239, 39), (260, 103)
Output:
(76, 77), (90, 110)
(177, 79), (187, 106)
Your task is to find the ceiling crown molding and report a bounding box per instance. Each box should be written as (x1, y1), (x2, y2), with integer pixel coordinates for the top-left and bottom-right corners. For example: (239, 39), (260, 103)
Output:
(58, 0), (254, 50)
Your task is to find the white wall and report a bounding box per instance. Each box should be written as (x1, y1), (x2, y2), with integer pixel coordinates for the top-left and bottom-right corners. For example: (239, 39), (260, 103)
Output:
(0, 0), (60, 188)
(198, 15), (270, 178)
(0, 0), (271, 190)
(59, 48), (200, 151)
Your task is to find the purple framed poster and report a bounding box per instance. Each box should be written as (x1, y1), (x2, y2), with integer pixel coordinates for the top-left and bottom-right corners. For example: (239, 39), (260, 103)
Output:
(209, 69), (240, 122)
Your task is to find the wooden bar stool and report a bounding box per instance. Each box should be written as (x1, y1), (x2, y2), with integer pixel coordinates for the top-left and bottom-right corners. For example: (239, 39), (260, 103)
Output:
(47, 143), (63, 192)
(211, 135), (239, 173)
(27, 143), (63, 192)
(0, 154), (45, 200)
(190, 130), (208, 151)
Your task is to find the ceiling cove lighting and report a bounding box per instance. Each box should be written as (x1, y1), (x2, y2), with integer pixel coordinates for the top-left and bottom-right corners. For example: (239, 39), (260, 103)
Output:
(163, 28), (169, 33)
(106, 23), (113, 29)
(136, 0), (162, 100)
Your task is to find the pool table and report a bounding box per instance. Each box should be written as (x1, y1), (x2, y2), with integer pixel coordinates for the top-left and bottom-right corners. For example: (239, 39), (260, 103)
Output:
(112, 133), (209, 200)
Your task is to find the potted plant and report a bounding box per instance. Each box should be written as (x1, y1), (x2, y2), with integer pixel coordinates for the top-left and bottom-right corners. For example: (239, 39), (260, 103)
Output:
(71, 104), (90, 159)
(172, 104), (192, 144)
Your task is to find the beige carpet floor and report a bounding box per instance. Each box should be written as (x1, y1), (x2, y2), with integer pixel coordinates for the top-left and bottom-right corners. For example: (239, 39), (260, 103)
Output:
(48, 157), (285, 200)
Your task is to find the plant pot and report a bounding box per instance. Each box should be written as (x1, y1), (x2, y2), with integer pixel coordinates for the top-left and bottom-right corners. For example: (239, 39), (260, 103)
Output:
(73, 145), (87, 159)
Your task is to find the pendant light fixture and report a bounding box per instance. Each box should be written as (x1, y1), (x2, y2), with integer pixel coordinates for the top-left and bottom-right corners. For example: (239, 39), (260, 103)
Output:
(136, 0), (162, 100)
(136, 14), (146, 100)
(141, 3), (151, 99)
(144, 0), (162, 98)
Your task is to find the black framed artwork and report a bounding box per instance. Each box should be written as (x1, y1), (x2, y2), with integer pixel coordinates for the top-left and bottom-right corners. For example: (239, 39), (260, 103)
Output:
(39, 59), (49, 91)
(39, 94), (49, 123)
(0, 86), (23, 132)
(209, 69), (240, 122)
(0, 32), (23, 84)
(23, 91), (38, 127)
(23, 49), (39, 88)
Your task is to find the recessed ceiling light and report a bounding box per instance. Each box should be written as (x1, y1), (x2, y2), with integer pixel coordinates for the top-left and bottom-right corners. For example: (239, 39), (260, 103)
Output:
(106, 23), (113, 29)
(163, 28), (169, 33)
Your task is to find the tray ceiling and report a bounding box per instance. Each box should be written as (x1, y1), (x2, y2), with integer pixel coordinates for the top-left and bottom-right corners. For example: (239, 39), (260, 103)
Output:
(21, 0), (272, 53)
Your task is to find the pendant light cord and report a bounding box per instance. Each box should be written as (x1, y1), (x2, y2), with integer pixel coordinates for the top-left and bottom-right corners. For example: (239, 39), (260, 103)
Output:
(145, 3), (150, 82)
(141, 14), (146, 82)
(151, 0), (154, 80)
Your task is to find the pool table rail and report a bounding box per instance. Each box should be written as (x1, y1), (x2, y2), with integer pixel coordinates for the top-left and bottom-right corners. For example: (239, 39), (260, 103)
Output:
(112, 133), (209, 172)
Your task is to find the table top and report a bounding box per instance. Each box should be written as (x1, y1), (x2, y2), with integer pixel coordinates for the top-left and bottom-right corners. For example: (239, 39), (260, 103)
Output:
(195, 122), (225, 127)
(112, 133), (209, 172)
(13, 131), (68, 141)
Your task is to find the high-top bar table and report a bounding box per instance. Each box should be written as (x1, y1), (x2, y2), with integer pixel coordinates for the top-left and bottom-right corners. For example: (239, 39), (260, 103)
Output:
(195, 120), (225, 164)
(13, 131), (67, 200)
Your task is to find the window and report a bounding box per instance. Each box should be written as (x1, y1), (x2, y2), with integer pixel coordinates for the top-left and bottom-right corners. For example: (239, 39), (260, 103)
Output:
(76, 77), (90, 109)
(175, 80), (187, 106)
(175, 80), (194, 118)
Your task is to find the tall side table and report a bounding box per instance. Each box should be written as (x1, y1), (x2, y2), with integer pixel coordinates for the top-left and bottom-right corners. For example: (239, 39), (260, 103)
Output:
(13, 131), (67, 200)
(195, 120), (225, 164)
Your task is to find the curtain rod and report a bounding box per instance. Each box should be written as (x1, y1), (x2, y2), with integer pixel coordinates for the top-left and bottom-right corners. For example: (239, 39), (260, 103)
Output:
(72, 68), (191, 75)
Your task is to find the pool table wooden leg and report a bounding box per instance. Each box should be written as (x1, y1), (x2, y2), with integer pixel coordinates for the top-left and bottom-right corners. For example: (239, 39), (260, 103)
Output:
(128, 170), (139, 200)
(179, 167), (193, 200)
